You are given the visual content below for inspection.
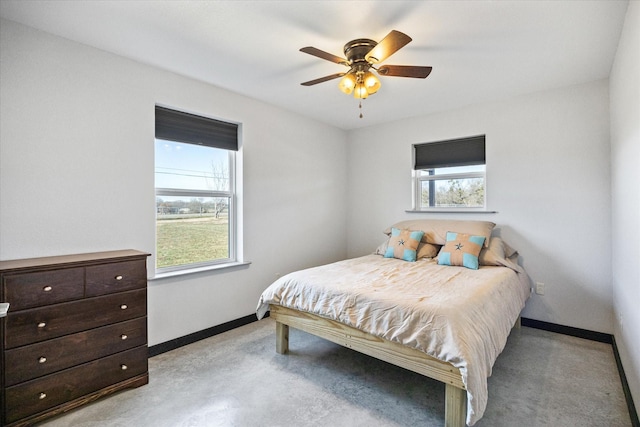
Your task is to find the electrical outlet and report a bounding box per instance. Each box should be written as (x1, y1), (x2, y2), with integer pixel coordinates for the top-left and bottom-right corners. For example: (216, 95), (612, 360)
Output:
(535, 282), (545, 295)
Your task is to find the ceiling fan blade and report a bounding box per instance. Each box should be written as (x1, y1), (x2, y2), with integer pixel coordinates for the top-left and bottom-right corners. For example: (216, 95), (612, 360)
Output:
(377, 65), (432, 78)
(365, 30), (412, 64)
(300, 73), (346, 86)
(300, 47), (348, 65)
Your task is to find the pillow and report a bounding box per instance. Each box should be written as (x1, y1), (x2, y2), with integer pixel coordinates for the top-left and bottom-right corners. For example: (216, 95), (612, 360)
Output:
(479, 236), (505, 266)
(384, 219), (495, 248)
(417, 242), (441, 259)
(503, 240), (518, 259)
(375, 240), (441, 259)
(438, 232), (486, 269)
(479, 237), (519, 266)
(383, 228), (425, 262)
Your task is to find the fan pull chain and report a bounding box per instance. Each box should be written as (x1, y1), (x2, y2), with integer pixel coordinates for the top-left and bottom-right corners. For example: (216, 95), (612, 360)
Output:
(359, 100), (363, 118)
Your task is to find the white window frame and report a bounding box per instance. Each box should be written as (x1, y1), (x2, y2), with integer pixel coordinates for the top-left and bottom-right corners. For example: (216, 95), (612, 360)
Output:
(154, 150), (237, 275)
(413, 168), (486, 211)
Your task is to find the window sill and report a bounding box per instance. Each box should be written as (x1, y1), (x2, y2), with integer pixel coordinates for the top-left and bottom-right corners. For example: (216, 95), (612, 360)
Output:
(149, 261), (251, 281)
(405, 209), (498, 214)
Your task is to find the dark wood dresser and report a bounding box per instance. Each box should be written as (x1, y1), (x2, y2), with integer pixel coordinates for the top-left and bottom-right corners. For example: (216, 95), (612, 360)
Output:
(0, 250), (150, 427)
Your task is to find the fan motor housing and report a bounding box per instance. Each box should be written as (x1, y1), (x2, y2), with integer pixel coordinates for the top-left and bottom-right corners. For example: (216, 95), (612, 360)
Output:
(343, 39), (377, 66)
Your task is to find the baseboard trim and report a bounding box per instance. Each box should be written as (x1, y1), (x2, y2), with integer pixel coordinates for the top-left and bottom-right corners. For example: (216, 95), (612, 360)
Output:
(612, 336), (640, 427)
(521, 317), (612, 343)
(148, 313), (263, 357)
(522, 317), (638, 426)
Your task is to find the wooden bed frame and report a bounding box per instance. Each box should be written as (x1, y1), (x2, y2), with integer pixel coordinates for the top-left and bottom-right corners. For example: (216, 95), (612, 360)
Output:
(270, 304), (471, 427)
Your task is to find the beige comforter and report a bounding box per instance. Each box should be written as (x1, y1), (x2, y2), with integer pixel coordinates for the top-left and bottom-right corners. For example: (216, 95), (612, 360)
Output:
(256, 254), (530, 426)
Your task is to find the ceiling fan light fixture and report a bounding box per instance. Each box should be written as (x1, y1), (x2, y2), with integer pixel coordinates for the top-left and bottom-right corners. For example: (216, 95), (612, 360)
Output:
(363, 71), (381, 95)
(299, 30), (431, 116)
(338, 73), (357, 94)
(353, 82), (369, 99)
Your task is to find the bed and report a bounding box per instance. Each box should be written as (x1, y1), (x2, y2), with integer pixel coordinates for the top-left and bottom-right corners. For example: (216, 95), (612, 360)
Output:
(256, 220), (530, 427)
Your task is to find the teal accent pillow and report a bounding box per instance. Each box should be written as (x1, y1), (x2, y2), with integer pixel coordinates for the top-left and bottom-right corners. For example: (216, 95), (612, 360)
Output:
(437, 232), (486, 269)
(384, 228), (425, 262)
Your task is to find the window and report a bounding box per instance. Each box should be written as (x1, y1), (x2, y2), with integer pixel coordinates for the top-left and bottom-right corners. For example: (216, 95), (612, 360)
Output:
(155, 106), (239, 274)
(413, 135), (486, 209)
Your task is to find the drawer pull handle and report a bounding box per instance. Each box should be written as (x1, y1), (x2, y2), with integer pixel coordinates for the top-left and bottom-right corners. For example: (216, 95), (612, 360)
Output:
(39, 392), (47, 400)
(43, 286), (52, 292)
(121, 364), (128, 370)
(115, 275), (123, 281)
(39, 356), (47, 364)
(38, 322), (46, 328)
(120, 304), (128, 310)
(121, 334), (128, 340)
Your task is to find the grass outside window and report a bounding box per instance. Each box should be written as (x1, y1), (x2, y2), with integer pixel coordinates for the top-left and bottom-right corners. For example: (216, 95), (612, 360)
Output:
(156, 215), (229, 268)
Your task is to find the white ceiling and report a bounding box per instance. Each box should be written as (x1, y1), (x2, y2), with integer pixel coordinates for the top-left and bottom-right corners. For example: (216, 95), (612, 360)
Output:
(0, 0), (629, 130)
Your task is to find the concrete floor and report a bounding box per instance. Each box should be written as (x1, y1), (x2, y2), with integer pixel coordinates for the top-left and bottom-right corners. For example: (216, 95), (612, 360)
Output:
(39, 318), (631, 427)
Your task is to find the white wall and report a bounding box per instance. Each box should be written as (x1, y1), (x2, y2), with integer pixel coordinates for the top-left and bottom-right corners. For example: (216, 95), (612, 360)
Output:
(346, 79), (613, 334)
(610, 1), (640, 411)
(0, 19), (348, 346)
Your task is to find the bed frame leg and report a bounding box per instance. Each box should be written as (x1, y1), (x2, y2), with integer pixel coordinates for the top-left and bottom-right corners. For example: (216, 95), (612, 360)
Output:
(276, 321), (289, 354)
(445, 383), (467, 427)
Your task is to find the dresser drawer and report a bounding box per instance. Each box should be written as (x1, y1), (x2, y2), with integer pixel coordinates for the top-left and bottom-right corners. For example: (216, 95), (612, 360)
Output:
(5, 345), (148, 424)
(5, 289), (146, 349)
(5, 317), (147, 386)
(3, 268), (84, 310)
(86, 259), (146, 297)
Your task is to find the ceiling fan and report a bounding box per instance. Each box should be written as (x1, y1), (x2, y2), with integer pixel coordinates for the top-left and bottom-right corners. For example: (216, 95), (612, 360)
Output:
(300, 30), (432, 115)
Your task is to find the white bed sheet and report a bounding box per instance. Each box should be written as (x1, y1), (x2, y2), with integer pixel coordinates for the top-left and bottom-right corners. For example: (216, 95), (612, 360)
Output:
(256, 254), (530, 426)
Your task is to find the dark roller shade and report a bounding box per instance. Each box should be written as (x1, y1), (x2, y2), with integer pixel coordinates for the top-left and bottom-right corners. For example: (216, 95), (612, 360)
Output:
(414, 135), (485, 170)
(155, 106), (238, 151)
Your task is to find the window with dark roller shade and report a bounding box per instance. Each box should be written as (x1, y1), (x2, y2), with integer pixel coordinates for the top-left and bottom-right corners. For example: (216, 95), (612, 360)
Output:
(154, 106), (240, 274)
(412, 136), (486, 209)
